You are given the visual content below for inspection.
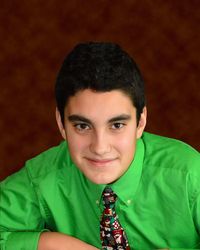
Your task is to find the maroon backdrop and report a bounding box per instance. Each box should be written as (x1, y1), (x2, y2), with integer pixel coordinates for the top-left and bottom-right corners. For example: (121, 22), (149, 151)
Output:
(0, 0), (199, 180)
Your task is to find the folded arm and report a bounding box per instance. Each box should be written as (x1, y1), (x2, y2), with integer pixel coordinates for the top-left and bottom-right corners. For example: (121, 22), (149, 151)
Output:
(38, 232), (99, 250)
(0, 167), (99, 250)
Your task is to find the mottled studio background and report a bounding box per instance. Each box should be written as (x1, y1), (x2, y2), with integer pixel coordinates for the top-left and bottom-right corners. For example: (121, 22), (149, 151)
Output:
(0, 0), (199, 180)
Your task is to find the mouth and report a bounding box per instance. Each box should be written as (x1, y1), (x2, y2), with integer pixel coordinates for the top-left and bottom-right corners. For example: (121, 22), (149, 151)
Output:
(85, 158), (117, 167)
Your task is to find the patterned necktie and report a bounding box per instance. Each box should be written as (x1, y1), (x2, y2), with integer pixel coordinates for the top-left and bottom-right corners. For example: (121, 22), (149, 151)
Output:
(100, 187), (130, 250)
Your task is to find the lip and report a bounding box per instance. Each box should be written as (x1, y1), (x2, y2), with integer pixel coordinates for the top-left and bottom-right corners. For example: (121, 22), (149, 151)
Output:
(85, 158), (117, 167)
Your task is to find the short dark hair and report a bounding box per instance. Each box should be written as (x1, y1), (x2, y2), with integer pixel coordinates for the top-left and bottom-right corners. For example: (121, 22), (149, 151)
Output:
(55, 42), (145, 123)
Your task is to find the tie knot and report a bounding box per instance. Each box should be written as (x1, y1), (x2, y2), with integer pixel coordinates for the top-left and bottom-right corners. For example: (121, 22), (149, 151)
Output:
(102, 187), (117, 207)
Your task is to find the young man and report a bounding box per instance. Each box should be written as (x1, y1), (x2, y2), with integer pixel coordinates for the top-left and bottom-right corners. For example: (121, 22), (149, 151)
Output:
(0, 42), (199, 250)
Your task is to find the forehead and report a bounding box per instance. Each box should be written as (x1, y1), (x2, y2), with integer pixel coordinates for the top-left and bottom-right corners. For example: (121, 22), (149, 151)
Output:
(65, 89), (136, 118)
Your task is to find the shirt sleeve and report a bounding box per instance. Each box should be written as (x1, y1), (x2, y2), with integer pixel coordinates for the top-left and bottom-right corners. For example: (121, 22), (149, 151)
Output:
(169, 174), (200, 250)
(190, 191), (200, 250)
(0, 167), (46, 250)
(192, 191), (200, 235)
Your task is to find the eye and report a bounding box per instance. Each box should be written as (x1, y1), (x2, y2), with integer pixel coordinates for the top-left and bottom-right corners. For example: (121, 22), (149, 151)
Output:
(111, 122), (126, 130)
(74, 123), (90, 132)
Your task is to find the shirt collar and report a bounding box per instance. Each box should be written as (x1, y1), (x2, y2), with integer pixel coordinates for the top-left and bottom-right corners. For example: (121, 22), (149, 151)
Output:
(110, 137), (144, 206)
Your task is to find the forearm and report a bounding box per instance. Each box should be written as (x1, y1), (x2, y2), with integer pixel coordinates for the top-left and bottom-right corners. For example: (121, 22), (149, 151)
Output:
(38, 232), (99, 250)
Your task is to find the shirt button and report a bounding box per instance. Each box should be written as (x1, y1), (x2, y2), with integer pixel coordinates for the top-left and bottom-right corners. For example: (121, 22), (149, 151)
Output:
(96, 200), (99, 205)
(127, 199), (132, 204)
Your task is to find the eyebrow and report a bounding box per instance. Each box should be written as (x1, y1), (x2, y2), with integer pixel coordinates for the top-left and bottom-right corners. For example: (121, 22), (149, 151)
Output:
(68, 115), (91, 124)
(68, 114), (131, 124)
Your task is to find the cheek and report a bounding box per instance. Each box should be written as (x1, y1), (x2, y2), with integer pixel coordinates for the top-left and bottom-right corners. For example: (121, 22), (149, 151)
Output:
(115, 130), (137, 152)
(117, 138), (136, 155)
(67, 133), (89, 155)
(119, 139), (136, 168)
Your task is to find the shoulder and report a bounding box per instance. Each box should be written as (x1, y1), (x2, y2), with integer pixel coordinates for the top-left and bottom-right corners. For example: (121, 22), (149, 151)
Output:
(26, 141), (72, 180)
(142, 132), (200, 172)
(2, 141), (71, 186)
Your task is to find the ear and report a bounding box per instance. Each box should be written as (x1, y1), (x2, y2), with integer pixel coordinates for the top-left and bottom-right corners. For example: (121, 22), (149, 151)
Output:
(55, 108), (67, 140)
(136, 107), (147, 139)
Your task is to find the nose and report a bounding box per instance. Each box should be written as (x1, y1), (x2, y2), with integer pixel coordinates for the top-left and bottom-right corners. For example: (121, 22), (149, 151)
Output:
(89, 130), (111, 156)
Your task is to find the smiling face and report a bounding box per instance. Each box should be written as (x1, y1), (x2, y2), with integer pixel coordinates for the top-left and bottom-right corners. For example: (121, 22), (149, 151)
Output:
(56, 89), (147, 184)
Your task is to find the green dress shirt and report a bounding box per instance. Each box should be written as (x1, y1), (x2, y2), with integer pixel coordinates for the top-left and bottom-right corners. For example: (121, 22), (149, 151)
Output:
(0, 132), (200, 250)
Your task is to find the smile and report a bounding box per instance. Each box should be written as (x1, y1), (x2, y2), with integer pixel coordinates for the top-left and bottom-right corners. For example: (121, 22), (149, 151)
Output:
(85, 158), (117, 167)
